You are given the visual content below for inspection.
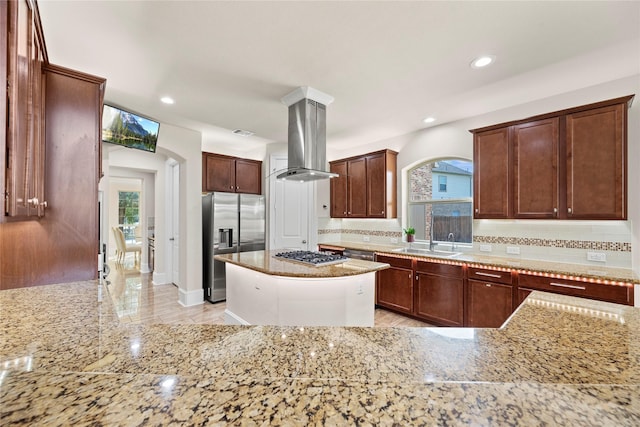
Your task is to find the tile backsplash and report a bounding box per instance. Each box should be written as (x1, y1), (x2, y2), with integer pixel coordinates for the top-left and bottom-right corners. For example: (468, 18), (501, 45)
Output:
(317, 218), (632, 268)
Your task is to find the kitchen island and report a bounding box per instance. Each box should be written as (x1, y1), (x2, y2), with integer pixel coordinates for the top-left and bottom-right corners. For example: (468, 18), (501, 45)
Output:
(214, 250), (390, 327)
(1, 280), (639, 425)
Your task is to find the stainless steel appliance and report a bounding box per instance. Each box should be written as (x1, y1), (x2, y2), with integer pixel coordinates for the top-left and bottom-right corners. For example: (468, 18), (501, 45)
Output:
(202, 192), (265, 302)
(274, 250), (348, 267)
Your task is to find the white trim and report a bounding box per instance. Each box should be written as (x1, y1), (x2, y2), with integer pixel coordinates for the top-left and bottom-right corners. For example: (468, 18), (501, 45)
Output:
(280, 86), (334, 106)
(152, 271), (167, 285)
(224, 309), (249, 325)
(635, 285), (639, 308)
(178, 287), (204, 307)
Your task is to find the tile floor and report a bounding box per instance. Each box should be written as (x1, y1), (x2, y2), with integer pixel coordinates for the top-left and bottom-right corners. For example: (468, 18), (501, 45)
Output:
(105, 258), (433, 327)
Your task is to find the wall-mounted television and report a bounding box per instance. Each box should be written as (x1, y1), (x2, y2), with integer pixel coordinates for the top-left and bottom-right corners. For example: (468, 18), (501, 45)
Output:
(102, 104), (160, 153)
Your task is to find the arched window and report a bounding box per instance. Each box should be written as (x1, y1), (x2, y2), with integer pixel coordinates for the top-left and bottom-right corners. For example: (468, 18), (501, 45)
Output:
(408, 159), (473, 244)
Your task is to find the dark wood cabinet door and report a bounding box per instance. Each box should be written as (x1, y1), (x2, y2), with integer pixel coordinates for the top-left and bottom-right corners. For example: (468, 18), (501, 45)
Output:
(566, 103), (626, 219)
(415, 273), (464, 326)
(467, 279), (514, 328)
(347, 158), (367, 217)
(366, 152), (386, 218)
(330, 161), (348, 218)
(376, 266), (414, 314)
(203, 153), (235, 192)
(235, 159), (262, 195)
(473, 127), (510, 219)
(513, 118), (559, 219)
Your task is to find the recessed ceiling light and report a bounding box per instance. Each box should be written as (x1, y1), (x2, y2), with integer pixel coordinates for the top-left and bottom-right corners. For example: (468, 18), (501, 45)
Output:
(232, 129), (254, 137)
(423, 117), (436, 124)
(470, 55), (496, 69)
(160, 96), (174, 104)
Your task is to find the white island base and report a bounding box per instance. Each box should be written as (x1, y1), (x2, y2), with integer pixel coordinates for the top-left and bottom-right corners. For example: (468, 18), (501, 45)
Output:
(224, 263), (376, 327)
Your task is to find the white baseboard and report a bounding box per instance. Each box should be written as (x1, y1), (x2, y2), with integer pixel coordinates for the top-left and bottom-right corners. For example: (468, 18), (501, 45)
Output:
(224, 309), (249, 325)
(152, 271), (167, 285)
(179, 287), (204, 307)
(139, 263), (151, 274)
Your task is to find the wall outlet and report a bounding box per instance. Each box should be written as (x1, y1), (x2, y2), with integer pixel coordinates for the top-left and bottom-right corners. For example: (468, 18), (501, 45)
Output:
(587, 252), (606, 262)
(479, 244), (492, 252)
(390, 237), (398, 244)
(506, 246), (520, 255)
(363, 235), (370, 242)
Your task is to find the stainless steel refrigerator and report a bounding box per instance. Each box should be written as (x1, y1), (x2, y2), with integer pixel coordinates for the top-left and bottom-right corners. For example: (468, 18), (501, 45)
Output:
(202, 192), (265, 302)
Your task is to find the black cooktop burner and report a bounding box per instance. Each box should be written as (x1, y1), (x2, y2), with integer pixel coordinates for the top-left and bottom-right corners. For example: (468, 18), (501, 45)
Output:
(274, 250), (348, 267)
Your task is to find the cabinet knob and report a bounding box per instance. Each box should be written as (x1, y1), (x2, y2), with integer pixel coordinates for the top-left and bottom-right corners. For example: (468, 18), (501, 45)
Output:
(230, 186), (234, 189)
(485, 283), (492, 287)
(381, 210), (384, 214)
(475, 208), (479, 213)
(343, 212), (347, 215)
(348, 212), (351, 214)
(27, 197), (39, 207)
(568, 207), (572, 214)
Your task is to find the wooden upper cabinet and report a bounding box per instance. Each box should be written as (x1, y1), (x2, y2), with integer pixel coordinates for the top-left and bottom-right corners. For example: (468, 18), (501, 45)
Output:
(3, 0), (48, 220)
(473, 127), (510, 219)
(366, 150), (397, 218)
(202, 152), (262, 195)
(234, 159), (262, 195)
(513, 118), (559, 219)
(329, 149), (397, 219)
(330, 161), (348, 218)
(566, 103), (626, 219)
(347, 157), (367, 217)
(471, 95), (633, 220)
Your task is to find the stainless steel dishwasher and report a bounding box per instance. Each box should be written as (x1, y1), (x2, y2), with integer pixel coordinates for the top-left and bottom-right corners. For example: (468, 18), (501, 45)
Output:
(343, 249), (375, 261)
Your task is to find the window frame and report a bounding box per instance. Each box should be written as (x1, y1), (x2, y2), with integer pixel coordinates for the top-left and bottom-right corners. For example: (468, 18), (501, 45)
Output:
(406, 158), (473, 245)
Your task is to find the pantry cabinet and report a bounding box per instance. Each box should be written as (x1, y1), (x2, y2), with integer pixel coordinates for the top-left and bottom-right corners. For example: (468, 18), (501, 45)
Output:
(329, 149), (397, 219)
(471, 95), (633, 220)
(202, 152), (262, 195)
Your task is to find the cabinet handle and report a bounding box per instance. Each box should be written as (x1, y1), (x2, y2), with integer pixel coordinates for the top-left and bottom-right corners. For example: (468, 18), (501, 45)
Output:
(475, 272), (502, 279)
(27, 197), (39, 207)
(408, 273), (411, 279)
(348, 212), (351, 214)
(550, 282), (585, 290)
(485, 283), (492, 287)
(568, 207), (572, 214)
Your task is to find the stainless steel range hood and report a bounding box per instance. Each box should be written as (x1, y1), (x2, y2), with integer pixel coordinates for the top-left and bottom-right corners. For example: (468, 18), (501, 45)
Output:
(277, 87), (338, 181)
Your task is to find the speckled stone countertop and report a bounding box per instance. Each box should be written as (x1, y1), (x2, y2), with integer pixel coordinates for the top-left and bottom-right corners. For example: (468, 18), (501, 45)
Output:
(320, 241), (640, 284)
(1, 280), (640, 425)
(214, 249), (389, 278)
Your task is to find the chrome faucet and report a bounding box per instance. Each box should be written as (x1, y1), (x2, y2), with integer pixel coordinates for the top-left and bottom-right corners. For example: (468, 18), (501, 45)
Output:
(447, 232), (455, 251)
(429, 215), (435, 251)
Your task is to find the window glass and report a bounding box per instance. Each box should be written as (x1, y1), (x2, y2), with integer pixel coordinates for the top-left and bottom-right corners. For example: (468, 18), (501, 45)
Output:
(408, 160), (473, 244)
(118, 191), (140, 242)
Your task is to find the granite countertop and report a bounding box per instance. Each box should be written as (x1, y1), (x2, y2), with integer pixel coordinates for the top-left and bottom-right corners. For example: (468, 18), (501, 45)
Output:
(320, 241), (640, 285)
(1, 280), (640, 425)
(214, 249), (389, 278)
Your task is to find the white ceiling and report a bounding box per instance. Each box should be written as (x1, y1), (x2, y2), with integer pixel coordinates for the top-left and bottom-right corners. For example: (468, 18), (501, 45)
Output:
(37, 1), (640, 158)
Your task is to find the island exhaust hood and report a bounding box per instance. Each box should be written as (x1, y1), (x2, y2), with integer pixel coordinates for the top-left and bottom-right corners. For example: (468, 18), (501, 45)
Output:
(276, 87), (339, 181)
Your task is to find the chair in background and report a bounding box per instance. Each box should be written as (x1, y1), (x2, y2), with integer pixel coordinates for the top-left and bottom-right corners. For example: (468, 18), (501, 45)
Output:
(112, 227), (142, 264)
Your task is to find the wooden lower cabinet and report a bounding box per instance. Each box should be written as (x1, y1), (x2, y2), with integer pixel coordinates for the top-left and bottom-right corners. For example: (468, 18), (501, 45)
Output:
(467, 280), (514, 328)
(376, 255), (413, 315)
(415, 272), (464, 326)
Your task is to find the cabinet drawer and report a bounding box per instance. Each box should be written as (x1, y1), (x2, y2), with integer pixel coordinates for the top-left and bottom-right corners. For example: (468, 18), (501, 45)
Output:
(376, 255), (413, 269)
(415, 260), (463, 278)
(518, 274), (632, 305)
(468, 267), (512, 285)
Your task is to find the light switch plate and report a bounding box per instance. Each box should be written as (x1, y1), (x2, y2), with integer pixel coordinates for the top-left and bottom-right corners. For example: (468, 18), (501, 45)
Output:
(506, 246), (520, 255)
(363, 236), (370, 242)
(479, 244), (492, 252)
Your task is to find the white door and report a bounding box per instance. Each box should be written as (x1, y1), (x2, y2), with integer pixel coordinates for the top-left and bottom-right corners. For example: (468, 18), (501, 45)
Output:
(169, 162), (180, 285)
(270, 156), (311, 250)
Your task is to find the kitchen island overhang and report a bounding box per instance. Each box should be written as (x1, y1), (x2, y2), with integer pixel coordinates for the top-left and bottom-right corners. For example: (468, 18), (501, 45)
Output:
(214, 250), (390, 327)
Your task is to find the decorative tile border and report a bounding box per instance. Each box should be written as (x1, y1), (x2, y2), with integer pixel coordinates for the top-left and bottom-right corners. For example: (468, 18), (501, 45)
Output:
(318, 229), (403, 238)
(473, 236), (631, 252)
(319, 229), (631, 252)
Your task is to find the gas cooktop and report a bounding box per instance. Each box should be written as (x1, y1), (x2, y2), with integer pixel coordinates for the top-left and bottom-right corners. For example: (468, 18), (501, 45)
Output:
(274, 250), (348, 267)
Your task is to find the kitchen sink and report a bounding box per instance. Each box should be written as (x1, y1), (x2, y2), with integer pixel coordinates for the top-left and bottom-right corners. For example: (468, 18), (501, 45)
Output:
(392, 247), (462, 258)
